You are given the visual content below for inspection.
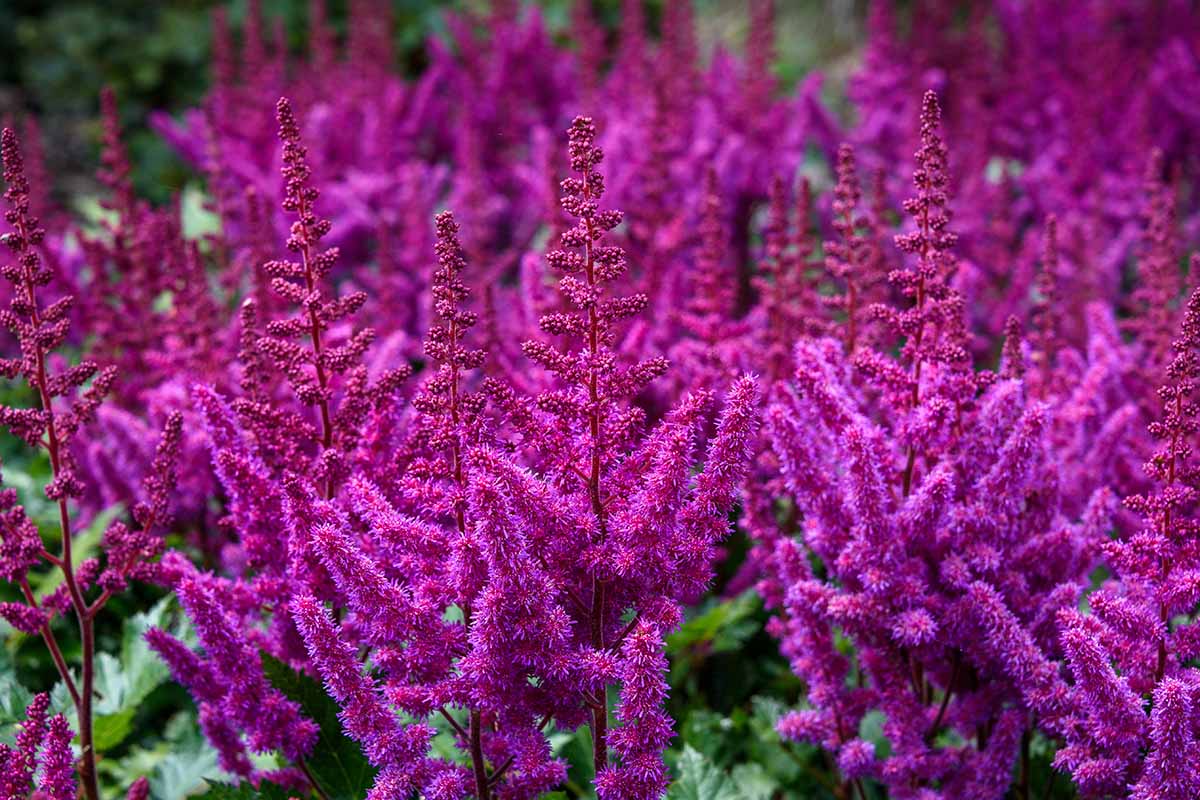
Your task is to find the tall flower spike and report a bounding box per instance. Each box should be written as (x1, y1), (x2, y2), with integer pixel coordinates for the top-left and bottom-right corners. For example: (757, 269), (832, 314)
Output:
(1056, 281), (1200, 792)
(824, 143), (872, 354)
(866, 89), (975, 494)
(1, 124), (118, 800)
(594, 621), (672, 800)
(1029, 215), (1061, 396)
(673, 167), (740, 390)
(175, 571), (318, 761)
(1126, 149), (1181, 376)
(1131, 678), (1200, 800)
(291, 594), (435, 787)
(258, 97), (376, 496)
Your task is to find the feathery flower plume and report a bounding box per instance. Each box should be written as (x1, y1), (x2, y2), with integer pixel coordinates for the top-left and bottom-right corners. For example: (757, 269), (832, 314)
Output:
(1057, 277), (1200, 795)
(0, 694), (76, 800)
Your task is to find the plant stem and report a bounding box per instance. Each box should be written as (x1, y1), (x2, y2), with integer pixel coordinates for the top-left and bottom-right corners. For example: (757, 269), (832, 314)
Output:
(299, 758), (332, 800)
(295, 191), (335, 500)
(18, 214), (100, 800)
(469, 709), (490, 800)
(580, 164), (611, 774)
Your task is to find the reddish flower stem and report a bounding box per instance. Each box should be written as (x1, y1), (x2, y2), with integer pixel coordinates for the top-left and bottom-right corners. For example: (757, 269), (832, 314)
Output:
(15, 212), (100, 800)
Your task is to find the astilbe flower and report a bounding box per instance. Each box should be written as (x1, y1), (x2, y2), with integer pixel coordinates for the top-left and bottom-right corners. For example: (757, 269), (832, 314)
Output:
(758, 94), (1107, 799)
(667, 168), (748, 392)
(822, 143), (887, 356)
(752, 175), (819, 381)
(64, 90), (229, 546)
(1124, 149), (1185, 406)
(0, 127), (184, 800)
(153, 0), (838, 399)
(84, 88), (222, 403)
(1055, 275), (1200, 797)
(146, 566), (319, 782)
(230, 97), (408, 497)
(153, 102), (411, 790)
(482, 116), (760, 800)
(0, 694), (76, 800)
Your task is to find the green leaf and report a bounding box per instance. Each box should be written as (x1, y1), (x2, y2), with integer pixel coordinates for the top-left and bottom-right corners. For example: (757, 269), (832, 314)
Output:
(85, 595), (189, 750)
(729, 763), (779, 800)
(551, 726), (596, 799)
(93, 707), (136, 751)
(261, 653), (376, 800)
(668, 746), (742, 800)
(102, 710), (226, 800)
(190, 781), (292, 800)
(858, 711), (892, 761)
(0, 661), (34, 745)
(666, 592), (761, 656)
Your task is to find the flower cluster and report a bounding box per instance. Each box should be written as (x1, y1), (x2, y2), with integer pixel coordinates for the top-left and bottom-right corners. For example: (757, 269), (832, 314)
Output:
(0, 694), (75, 800)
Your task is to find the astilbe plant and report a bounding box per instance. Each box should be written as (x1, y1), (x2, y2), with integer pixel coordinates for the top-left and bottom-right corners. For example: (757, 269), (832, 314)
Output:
(145, 95), (408, 789)
(6, 2), (1200, 798)
(843, 1), (1200, 361)
(1054, 268), (1200, 799)
(756, 93), (1110, 799)
(480, 115), (761, 800)
(150, 112), (759, 800)
(0, 128), (184, 800)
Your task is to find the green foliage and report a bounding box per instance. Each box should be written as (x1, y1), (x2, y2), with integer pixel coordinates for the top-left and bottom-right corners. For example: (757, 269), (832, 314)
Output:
(99, 710), (227, 800)
(89, 594), (193, 750)
(191, 779), (293, 800)
(261, 653), (376, 800)
(0, 647), (34, 745)
(550, 724), (597, 799)
(669, 746), (743, 800)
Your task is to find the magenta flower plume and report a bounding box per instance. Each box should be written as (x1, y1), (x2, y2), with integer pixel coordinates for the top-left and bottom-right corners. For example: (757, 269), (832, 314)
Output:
(1130, 678), (1200, 800)
(475, 114), (761, 794)
(0, 694), (76, 800)
(1056, 280), (1200, 795)
(5, 5), (1196, 798)
(172, 570), (318, 762)
(594, 621), (672, 800)
(754, 90), (1112, 798)
(290, 593), (438, 793)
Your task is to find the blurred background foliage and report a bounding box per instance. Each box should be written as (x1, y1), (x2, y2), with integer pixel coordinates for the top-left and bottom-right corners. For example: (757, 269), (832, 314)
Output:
(0, 0), (865, 203)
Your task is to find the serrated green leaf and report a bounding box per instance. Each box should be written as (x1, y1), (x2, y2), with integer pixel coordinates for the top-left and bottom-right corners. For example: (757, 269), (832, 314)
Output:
(668, 746), (741, 800)
(86, 595), (187, 750)
(101, 709), (226, 800)
(261, 653), (376, 800)
(729, 763), (778, 800)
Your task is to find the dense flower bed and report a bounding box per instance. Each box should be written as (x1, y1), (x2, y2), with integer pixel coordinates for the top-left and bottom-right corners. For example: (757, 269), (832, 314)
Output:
(2, 2), (1199, 798)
